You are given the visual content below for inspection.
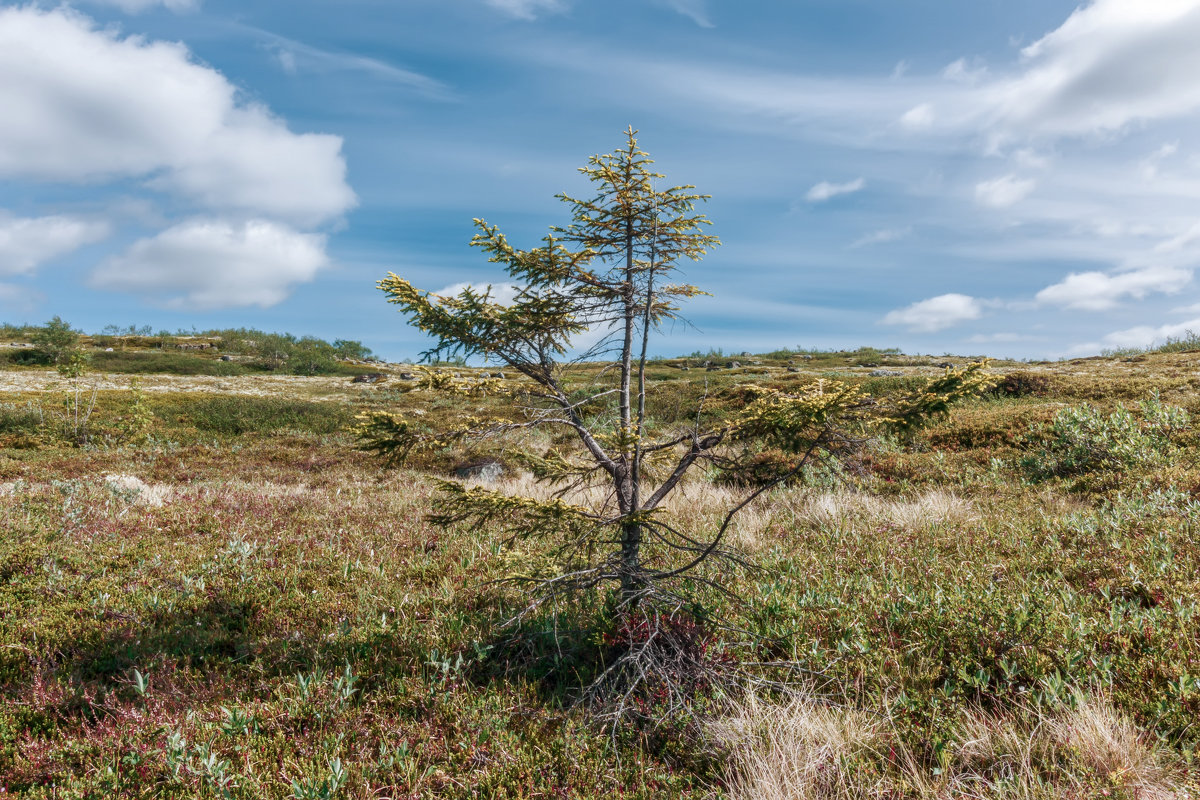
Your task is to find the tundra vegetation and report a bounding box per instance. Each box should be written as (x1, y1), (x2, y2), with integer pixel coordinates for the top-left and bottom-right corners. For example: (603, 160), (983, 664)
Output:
(0, 166), (1198, 798)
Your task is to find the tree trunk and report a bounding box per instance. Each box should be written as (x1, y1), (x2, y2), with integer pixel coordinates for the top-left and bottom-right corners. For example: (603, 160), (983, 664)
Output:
(619, 519), (643, 602)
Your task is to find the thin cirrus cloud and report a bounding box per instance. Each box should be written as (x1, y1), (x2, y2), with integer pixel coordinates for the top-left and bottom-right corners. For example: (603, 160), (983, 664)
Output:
(92, 220), (330, 310)
(657, 0), (714, 28)
(0, 6), (355, 226)
(806, 178), (865, 203)
(252, 28), (450, 98)
(483, 0), (565, 20)
(80, 0), (198, 13)
(849, 227), (912, 249)
(880, 293), (983, 333)
(973, 175), (1036, 208)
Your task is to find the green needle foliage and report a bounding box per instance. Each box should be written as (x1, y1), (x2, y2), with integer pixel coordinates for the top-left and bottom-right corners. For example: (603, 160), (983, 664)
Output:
(361, 128), (993, 719)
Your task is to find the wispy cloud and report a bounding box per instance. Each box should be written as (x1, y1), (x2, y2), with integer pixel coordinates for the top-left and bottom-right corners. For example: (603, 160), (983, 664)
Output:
(656, 0), (714, 28)
(483, 0), (565, 21)
(806, 177), (865, 203)
(849, 226), (912, 248)
(250, 28), (451, 98)
(974, 174), (1035, 208)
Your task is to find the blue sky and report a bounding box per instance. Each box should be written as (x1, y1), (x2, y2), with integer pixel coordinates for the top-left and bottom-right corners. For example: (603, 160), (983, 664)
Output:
(3, 0), (1200, 360)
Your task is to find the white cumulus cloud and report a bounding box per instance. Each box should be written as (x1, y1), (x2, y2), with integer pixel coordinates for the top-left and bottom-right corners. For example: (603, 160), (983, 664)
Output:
(0, 214), (110, 276)
(434, 281), (523, 306)
(881, 293), (983, 332)
(0, 6), (355, 225)
(974, 174), (1036, 208)
(806, 177), (865, 203)
(984, 0), (1200, 140)
(1035, 265), (1191, 310)
(1099, 316), (1200, 350)
(92, 219), (330, 309)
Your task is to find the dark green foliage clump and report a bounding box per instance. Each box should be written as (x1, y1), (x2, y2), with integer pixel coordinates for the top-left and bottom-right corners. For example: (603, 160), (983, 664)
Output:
(184, 396), (353, 436)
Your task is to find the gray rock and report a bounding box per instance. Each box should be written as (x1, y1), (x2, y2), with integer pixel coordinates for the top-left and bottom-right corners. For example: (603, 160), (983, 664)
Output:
(352, 373), (387, 384)
(680, 365), (690, 371)
(728, 361), (740, 369)
(397, 372), (417, 380)
(454, 460), (504, 482)
(740, 351), (753, 357)
(870, 369), (903, 377)
(787, 366), (801, 372)
(220, 355), (233, 362)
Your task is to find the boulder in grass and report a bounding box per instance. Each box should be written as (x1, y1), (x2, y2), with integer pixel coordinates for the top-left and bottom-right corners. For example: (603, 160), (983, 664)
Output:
(352, 373), (387, 384)
(220, 355), (233, 362)
(454, 459), (504, 483)
(870, 369), (903, 377)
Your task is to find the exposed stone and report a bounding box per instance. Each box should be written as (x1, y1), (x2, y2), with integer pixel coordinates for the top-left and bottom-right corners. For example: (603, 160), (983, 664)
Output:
(728, 361), (740, 369)
(454, 460), (505, 483)
(397, 372), (417, 380)
(351, 373), (387, 384)
(870, 369), (903, 377)
(220, 355), (233, 362)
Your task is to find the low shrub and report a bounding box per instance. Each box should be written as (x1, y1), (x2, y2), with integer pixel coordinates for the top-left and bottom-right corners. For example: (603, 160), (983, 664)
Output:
(90, 351), (248, 376)
(183, 396), (353, 436)
(0, 401), (44, 435)
(1021, 393), (1189, 480)
(992, 370), (1051, 397)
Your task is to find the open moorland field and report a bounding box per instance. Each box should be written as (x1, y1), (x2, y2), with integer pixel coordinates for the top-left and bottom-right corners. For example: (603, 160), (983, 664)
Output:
(2, 346), (1200, 798)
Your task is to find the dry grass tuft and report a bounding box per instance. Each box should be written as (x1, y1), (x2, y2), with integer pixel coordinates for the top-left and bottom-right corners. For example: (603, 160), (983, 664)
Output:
(796, 489), (974, 532)
(717, 693), (1191, 800)
(712, 693), (886, 799)
(103, 473), (174, 507)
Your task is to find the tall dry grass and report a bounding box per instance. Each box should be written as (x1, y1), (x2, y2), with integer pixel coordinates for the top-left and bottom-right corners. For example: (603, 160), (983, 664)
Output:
(465, 473), (976, 555)
(714, 692), (1191, 800)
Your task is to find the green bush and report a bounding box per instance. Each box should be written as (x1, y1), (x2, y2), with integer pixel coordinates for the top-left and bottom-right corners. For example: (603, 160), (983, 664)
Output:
(0, 401), (43, 435)
(91, 351), (248, 376)
(1021, 393), (1189, 480)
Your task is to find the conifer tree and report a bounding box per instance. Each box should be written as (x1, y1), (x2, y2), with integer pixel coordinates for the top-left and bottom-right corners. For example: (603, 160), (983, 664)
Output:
(360, 128), (992, 713)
